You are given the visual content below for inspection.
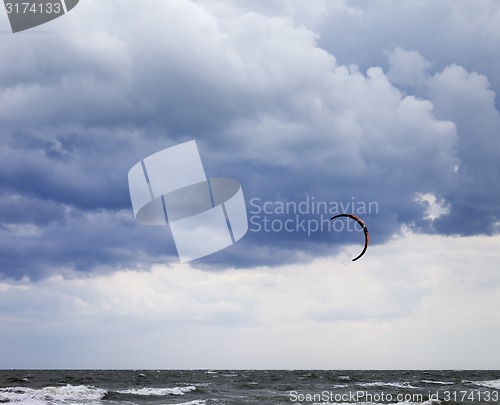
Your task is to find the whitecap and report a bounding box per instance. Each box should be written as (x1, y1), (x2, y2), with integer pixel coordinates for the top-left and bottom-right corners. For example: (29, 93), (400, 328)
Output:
(473, 379), (500, 389)
(117, 385), (196, 396)
(356, 381), (417, 389)
(0, 385), (107, 404)
(36, 385), (107, 403)
(421, 379), (454, 385)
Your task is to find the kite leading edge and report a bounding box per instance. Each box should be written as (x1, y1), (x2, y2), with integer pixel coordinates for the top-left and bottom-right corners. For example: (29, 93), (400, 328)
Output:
(331, 214), (369, 261)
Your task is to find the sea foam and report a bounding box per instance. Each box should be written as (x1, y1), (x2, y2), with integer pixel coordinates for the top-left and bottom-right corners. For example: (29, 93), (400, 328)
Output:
(117, 385), (196, 396)
(473, 379), (500, 389)
(0, 385), (107, 404)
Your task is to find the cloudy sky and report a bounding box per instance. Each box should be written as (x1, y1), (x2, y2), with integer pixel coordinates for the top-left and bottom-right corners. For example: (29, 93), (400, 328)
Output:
(0, 0), (499, 369)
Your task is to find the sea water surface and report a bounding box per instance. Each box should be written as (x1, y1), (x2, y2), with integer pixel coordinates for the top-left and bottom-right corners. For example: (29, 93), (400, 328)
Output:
(0, 370), (499, 405)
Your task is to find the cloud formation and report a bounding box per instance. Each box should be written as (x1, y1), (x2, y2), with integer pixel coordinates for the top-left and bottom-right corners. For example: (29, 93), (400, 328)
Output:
(0, 0), (499, 278)
(1, 0), (500, 370)
(1, 231), (499, 369)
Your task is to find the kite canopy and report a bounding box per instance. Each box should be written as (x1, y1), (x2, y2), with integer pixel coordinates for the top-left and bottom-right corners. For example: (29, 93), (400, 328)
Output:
(331, 214), (369, 261)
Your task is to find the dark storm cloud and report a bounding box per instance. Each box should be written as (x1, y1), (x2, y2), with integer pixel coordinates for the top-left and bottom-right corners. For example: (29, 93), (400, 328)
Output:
(0, 207), (177, 279)
(425, 64), (500, 235)
(0, 0), (499, 278)
(386, 49), (500, 235)
(314, 1), (500, 84)
(0, 190), (64, 226)
(0, 136), (126, 210)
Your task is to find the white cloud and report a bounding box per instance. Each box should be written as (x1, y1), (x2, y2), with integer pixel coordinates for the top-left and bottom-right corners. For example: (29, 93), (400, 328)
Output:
(416, 193), (449, 221)
(1, 231), (499, 368)
(1, 0), (500, 369)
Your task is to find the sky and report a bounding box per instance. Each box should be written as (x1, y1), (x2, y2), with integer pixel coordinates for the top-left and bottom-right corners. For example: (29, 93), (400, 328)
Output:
(0, 0), (499, 369)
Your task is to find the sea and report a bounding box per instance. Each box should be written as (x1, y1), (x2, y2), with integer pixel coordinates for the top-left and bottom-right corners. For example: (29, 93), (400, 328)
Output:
(0, 370), (499, 405)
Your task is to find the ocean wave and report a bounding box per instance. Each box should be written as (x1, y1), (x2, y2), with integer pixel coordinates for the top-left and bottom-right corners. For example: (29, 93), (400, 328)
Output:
(473, 379), (500, 389)
(420, 380), (454, 385)
(0, 385), (106, 404)
(356, 381), (417, 389)
(175, 401), (207, 405)
(117, 385), (196, 396)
